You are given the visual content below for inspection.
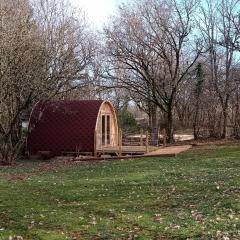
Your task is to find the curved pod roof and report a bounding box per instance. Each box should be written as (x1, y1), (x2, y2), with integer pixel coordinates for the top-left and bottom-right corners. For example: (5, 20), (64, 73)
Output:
(27, 100), (116, 155)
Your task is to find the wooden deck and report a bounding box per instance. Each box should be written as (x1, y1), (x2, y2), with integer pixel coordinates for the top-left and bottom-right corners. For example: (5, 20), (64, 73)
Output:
(73, 145), (192, 161)
(97, 145), (159, 156)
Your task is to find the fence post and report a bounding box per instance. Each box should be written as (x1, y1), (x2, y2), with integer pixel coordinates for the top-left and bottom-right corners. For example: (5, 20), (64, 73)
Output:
(145, 131), (149, 153)
(118, 128), (122, 156)
(140, 128), (143, 146)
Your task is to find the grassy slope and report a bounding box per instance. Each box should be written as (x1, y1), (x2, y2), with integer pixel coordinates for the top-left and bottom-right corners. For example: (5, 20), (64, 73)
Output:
(0, 144), (239, 240)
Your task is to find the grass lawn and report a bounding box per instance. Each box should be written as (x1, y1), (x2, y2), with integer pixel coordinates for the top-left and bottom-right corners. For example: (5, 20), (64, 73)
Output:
(0, 143), (239, 240)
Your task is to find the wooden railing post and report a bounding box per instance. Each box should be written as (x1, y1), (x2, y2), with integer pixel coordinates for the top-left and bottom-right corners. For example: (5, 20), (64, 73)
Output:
(163, 128), (167, 147)
(94, 129), (97, 157)
(140, 128), (143, 146)
(145, 131), (149, 153)
(118, 128), (122, 156)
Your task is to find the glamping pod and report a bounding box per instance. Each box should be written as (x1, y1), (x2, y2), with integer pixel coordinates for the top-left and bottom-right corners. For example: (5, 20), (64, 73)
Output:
(27, 100), (119, 156)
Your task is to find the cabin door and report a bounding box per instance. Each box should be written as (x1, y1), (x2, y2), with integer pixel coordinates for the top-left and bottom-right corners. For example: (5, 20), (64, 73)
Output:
(101, 115), (111, 146)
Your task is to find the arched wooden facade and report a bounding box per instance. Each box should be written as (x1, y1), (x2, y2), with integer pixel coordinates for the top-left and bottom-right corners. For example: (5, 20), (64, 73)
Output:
(27, 100), (119, 156)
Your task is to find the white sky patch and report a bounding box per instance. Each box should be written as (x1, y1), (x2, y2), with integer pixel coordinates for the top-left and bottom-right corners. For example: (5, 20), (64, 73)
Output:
(70, 0), (125, 28)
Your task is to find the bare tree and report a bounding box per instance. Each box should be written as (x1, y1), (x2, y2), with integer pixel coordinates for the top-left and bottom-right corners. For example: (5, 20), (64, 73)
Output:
(0, 0), (95, 164)
(199, 0), (240, 138)
(103, 0), (203, 142)
(192, 63), (204, 139)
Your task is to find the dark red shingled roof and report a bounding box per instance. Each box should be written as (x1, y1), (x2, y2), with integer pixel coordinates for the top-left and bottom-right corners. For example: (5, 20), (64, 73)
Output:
(27, 100), (103, 155)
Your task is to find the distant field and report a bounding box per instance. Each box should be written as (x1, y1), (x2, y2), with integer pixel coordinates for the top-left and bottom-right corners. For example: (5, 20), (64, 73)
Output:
(0, 143), (239, 240)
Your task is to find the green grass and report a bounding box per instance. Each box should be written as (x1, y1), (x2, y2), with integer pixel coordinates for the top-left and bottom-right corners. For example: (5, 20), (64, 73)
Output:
(0, 144), (239, 239)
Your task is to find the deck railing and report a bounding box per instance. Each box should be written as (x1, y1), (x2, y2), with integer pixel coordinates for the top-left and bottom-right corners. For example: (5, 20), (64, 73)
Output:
(123, 128), (167, 147)
(94, 128), (166, 157)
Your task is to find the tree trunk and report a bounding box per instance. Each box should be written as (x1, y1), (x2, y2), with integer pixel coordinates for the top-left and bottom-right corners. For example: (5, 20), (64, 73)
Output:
(234, 93), (240, 138)
(166, 105), (174, 143)
(150, 105), (158, 145)
(0, 135), (24, 165)
(193, 100), (200, 140)
(221, 97), (229, 139)
(222, 108), (228, 138)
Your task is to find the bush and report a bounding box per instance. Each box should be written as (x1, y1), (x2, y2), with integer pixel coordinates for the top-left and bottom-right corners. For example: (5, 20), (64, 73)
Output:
(118, 110), (138, 132)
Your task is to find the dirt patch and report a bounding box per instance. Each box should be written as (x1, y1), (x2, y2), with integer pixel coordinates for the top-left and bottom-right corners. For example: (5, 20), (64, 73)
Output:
(8, 173), (33, 181)
(0, 161), (12, 166)
(1, 158), (99, 182)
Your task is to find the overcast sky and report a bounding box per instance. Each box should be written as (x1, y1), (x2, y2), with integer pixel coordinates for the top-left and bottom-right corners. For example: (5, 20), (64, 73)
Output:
(70, 0), (127, 28)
